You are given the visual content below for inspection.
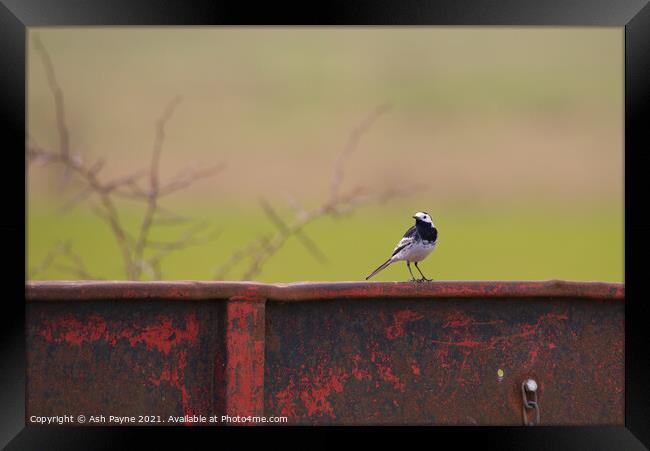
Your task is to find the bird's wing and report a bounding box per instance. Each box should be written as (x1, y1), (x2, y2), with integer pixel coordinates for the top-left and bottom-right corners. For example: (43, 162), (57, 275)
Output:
(391, 226), (417, 257)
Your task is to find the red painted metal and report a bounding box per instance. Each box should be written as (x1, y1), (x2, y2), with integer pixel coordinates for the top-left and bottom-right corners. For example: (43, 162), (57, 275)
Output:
(225, 297), (266, 417)
(25, 280), (623, 301)
(27, 300), (219, 423)
(25, 280), (624, 426)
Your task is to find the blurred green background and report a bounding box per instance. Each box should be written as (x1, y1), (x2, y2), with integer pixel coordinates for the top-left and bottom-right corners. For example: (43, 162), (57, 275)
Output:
(27, 27), (623, 282)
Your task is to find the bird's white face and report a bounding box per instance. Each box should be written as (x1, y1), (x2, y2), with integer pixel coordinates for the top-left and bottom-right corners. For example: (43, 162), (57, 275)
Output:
(413, 211), (433, 225)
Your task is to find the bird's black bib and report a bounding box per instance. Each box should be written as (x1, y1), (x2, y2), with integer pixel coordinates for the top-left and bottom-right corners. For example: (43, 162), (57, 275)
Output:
(415, 220), (438, 243)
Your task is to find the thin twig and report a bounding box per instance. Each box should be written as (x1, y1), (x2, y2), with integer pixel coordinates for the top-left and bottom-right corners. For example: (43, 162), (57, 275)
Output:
(213, 235), (271, 280)
(260, 199), (328, 264)
(132, 96), (183, 279)
(151, 204), (192, 226)
(28, 243), (67, 279)
(58, 186), (92, 213)
(330, 103), (391, 201)
(158, 163), (226, 196)
(147, 224), (220, 263)
(33, 35), (72, 180)
(28, 241), (95, 279)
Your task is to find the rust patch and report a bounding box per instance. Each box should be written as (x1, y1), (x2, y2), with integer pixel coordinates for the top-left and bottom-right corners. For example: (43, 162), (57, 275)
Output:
(264, 298), (623, 425)
(225, 299), (266, 419)
(36, 313), (199, 354)
(385, 310), (424, 340)
(27, 301), (222, 423)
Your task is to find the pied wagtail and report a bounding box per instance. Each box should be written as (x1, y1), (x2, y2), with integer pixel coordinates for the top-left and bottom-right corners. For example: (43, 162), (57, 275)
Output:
(366, 211), (438, 282)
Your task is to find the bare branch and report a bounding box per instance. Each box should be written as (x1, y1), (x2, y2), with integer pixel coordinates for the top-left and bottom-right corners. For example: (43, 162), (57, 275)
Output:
(103, 168), (150, 193)
(87, 158), (106, 176)
(330, 103), (391, 201)
(58, 186), (93, 213)
(145, 222), (213, 250)
(131, 96), (182, 279)
(28, 243), (67, 279)
(33, 35), (72, 179)
(260, 199), (328, 264)
(151, 204), (192, 226)
(52, 242), (95, 279)
(213, 235), (271, 280)
(28, 241), (96, 280)
(157, 163), (226, 196)
(151, 96), (183, 191)
(284, 191), (309, 220)
(240, 233), (285, 281)
(29, 146), (137, 277)
(147, 225), (221, 270)
(27, 146), (62, 166)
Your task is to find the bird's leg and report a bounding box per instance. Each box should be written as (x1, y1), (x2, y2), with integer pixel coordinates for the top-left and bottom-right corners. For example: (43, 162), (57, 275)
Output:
(414, 262), (432, 282)
(406, 262), (417, 282)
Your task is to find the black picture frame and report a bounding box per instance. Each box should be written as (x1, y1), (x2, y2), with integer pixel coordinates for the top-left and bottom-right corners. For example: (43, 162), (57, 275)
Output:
(3, 0), (649, 449)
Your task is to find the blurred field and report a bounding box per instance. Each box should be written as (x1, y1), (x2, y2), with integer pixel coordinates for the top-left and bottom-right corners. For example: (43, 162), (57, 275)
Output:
(27, 27), (623, 282)
(27, 200), (622, 282)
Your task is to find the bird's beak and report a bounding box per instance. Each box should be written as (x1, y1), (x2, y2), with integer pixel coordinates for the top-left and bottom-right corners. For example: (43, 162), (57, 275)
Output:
(412, 215), (417, 219)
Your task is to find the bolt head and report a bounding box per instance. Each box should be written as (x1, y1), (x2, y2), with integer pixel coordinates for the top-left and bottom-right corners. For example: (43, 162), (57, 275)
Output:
(525, 379), (538, 392)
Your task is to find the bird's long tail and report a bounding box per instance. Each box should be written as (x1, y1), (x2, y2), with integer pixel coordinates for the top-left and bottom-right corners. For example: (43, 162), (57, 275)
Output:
(366, 258), (393, 280)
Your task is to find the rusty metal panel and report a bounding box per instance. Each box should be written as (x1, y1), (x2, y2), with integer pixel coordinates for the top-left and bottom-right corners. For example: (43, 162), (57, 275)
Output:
(26, 300), (227, 423)
(264, 297), (623, 425)
(25, 281), (623, 426)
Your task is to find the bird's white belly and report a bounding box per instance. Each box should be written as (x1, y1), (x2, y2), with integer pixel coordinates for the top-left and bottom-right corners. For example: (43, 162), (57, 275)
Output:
(396, 241), (436, 262)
